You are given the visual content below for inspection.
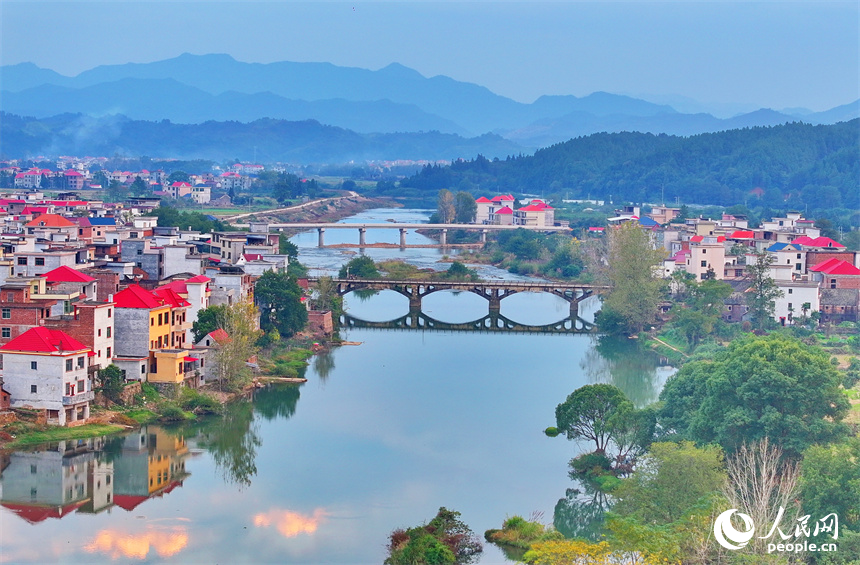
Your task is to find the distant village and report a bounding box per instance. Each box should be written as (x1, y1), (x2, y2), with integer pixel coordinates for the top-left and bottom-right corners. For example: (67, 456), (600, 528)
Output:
(0, 155), (855, 431)
(474, 194), (859, 328)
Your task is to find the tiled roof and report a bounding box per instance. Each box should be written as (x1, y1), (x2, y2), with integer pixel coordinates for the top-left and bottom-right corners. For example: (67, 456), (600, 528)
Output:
(491, 194), (514, 202)
(208, 328), (230, 344)
(152, 287), (191, 308)
(767, 243), (802, 252)
(494, 206), (513, 215)
(810, 257), (843, 272)
(730, 230), (755, 239)
(114, 284), (163, 308)
(0, 327), (88, 353)
(819, 260), (860, 276)
(475, 197), (492, 203)
(24, 214), (74, 228)
(185, 275), (211, 284)
(88, 217), (117, 226)
(43, 265), (96, 283)
(791, 236), (846, 248)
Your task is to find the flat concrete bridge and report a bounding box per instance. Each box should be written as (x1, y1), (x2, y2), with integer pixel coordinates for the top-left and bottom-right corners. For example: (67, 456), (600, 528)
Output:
(309, 277), (606, 314)
(235, 222), (571, 247)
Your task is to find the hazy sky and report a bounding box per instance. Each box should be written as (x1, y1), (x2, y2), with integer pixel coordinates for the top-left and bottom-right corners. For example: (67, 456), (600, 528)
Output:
(2, 1), (858, 112)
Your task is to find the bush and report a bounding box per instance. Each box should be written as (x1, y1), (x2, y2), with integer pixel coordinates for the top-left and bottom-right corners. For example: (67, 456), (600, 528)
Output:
(157, 401), (190, 422)
(569, 451), (613, 479)
(179, 388), (222, 415)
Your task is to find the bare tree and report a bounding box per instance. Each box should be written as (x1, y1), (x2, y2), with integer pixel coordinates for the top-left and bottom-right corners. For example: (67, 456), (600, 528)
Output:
(723, 438), (801, 558)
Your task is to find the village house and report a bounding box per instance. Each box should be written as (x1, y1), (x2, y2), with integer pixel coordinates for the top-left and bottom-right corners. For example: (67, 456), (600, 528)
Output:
(0, 327), (93, 426)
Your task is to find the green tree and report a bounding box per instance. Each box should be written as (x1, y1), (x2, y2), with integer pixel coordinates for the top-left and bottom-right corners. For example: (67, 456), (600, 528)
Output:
(658, 334), (850, 457)
(254, 270), (308, 337)
(611, 441), (726, 525)
(600, 222), (666, 334)
(129, 176), (149, 197)
(96, 364), (125, 404)
(166, 170), (190, 184)
(745, 248), (783, 330)
(555, 384), (628, 453)
(800, 438), (860, 535)
(339, 256), (380, 279)
(454, 191), (477, 223)
(192, 304), (228, 343)
(436, 189), (455, 223)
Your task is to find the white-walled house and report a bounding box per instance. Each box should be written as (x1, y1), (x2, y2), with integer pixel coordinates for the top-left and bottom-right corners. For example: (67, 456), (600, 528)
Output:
(0, 327), (93, 426)
(774, 281), (820, 325)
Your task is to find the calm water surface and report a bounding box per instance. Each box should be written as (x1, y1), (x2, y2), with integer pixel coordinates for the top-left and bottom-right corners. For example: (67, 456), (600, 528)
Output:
(0, 209), (673, 564)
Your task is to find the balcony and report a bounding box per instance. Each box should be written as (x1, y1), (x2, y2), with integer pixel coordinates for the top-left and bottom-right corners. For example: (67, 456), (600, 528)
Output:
(62, 390), (95, 405)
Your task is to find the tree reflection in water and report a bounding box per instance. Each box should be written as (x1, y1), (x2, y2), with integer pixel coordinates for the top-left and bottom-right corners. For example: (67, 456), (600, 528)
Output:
(312, 350), (336, 383)
(553, 480), (614, 542)
(194, 400), (261, 488)
(254, 384), (301, 421)
(579, 335), (665, 407)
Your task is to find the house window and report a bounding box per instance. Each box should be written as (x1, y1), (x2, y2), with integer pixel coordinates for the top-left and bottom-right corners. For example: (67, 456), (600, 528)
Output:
(6, 293), (12, 301)
(701, 260), (707, 267)
(158, 313), (163, 325)
(788, 288), (793, 294)
(77, 356), (85, 368)
(141, 364), (146, 374)
(796, 264), (802, 270)
(2, 309), (9, 320)
(108, 308), (111, 318)
(66, 359), (73, 371)
(30, 361), (37, 370)
(34, 258), (44, 266)
(107, 327), (111, 337)
(797, 253), (802, 259)
(30, 384), (37, 393)
(78, 380), (85, 392)
(98, 329), (102, 337)
(17, 257), (27, 265)
(831, 279), (837, 289)
(151, 317), (155, 326)
(107, 347), (112, 358)
(1, 328), (9, 338)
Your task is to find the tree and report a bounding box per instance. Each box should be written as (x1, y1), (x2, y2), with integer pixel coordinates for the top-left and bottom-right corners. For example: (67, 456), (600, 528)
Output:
(800, 438), (860, 536)
(745, 248), (783, 330)
(723, 439), (801, 556)
(436, 189), (455, 223)
(254, 270), (308, 337)
(129, 176), (149, 197)
(192, 304), (228, 343)
(166, 170), (190, 184)
(555, 384), (628, 453)
(658, 334), (850, 458)
(454, 191), (477, 223)
(96, 364), (125, 404)
(600, 222), (666, 334)
(212, 300), (262, 391)
(338, 256), (379, 279)
(611, 441), (726, 525)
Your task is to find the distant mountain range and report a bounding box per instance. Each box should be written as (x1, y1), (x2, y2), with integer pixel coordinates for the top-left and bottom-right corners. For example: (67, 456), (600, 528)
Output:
(1, 53), (858, 158)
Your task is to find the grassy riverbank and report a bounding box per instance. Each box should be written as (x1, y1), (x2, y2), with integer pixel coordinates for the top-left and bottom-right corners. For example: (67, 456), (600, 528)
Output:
(1, 422), (125, 449)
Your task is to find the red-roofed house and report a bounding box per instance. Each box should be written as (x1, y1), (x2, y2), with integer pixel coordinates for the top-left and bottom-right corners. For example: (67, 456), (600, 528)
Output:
(476, 195), (516, 224)
(157, 275), (210, 341)
(687, 236), (727, 280)
(0, 327), (93, 425)
(43, 265), (98, 300)
(514, 201), (555, 227)
(813, 260), (860, 289)
(24, 214), (77, 240)
(489, 205), (514, 225)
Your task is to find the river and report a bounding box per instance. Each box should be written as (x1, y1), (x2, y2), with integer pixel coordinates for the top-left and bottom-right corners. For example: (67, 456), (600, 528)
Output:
(0, 208), (673, 563)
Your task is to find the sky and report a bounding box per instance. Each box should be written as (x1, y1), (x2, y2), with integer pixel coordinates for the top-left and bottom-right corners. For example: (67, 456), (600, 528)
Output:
(1, 1), (858, 113)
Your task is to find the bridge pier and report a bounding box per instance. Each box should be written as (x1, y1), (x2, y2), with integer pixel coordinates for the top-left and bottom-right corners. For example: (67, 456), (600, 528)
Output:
(399, 228), (407, 248)
(409, 295), (422, 311)
(359, 227), (367, 247)
(569, 300), (578, 316)
(317, 227), (325, 247)
(440, 229), (447, 247)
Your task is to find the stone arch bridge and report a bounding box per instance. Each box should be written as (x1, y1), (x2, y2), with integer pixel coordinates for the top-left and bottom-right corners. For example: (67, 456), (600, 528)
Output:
(309, 278), (607, 314)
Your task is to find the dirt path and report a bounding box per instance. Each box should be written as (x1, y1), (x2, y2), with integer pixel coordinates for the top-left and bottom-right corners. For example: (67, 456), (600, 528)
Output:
(651, 336), (688, 357)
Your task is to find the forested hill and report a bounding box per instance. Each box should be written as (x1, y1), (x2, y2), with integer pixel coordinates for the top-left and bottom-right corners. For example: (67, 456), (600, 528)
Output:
(401, 120), (860, 210)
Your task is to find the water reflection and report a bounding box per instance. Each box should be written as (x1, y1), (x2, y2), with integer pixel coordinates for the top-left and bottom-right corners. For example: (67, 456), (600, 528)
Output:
(190, 401), (261, 488)
(580, 335), (674, 407)
(85, 525), (189, 560)
(553, 482), (614, 542)
(253, 507), (328, 538)
(0, 427), (190, 523)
